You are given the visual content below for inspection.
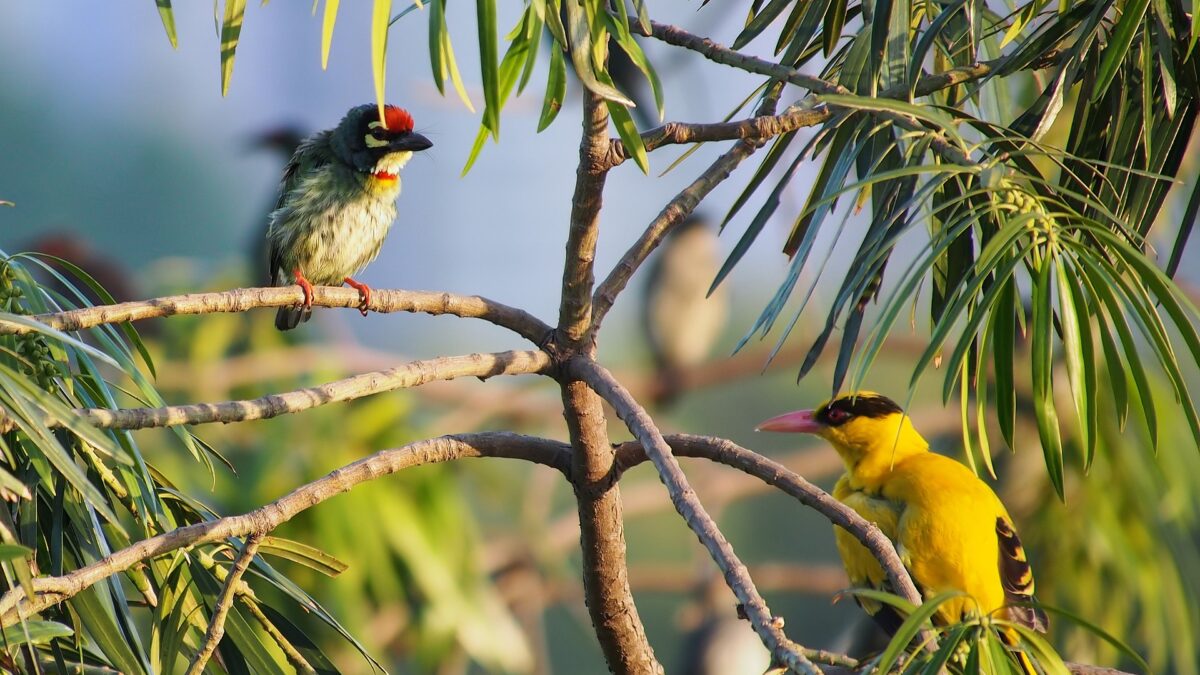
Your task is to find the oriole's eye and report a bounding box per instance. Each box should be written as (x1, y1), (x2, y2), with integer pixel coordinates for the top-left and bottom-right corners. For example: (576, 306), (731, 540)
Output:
(825, 407), (852, 424)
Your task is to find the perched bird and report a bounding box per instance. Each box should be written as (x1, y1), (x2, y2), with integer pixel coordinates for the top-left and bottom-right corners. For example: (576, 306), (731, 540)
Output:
(266, 104), (432, 330)
(758, 392), (1047, 639)
(641, 215), (728, 406)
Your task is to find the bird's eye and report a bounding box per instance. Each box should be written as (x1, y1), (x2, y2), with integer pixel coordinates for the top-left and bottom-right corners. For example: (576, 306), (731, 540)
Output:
(825, 408), (852, 424)
(370, 127), (387, 138)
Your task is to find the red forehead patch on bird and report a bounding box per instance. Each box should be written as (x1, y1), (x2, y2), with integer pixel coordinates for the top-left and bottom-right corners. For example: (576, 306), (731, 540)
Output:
(382, 106), (414, 132)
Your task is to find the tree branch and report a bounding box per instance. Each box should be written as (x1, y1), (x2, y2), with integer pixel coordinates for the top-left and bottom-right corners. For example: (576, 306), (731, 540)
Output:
(558, 91), (612, 347)
(5, 286), (552, 345)
(643, 21), (975, 167)
(591, 87), (784, 334)
(0, 350), (551, 433)
(185, 533), (263, 675)
(601, 104), (831, 171)
(0, 432), (571, 626)
(569, 358), (820, 675)
(608, 435), (923, 608)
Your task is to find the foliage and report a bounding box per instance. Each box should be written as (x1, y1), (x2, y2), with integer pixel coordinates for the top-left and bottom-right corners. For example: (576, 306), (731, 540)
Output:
(0, 256), (374, 673)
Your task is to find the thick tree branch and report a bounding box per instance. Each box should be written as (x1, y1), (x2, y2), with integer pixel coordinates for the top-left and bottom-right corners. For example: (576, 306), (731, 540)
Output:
(559, 91), (612, 347)
(570, 358), (819, 675)
(186, 533), (263, 675)
(4, 286), (552, 345)
(0, 433), (570, 626)
(0, 350), (551, 433)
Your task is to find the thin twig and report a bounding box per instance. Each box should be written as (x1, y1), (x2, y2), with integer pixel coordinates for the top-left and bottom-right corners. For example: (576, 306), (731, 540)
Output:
(644, 21), (975, 167)
(570, 358), (820, 675)
(0, 350), (551, 433)
(591, 85), (783, 334)
(5, 286), (552, 344)
(601, 104), (832, 171)
(609, 435), (923, 608)
(185, 534), (263, 675)
(0, 433), (571, 626)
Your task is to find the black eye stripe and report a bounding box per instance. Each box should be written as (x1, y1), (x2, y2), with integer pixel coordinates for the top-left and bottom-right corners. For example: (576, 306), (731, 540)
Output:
(817, 394), (903, 426)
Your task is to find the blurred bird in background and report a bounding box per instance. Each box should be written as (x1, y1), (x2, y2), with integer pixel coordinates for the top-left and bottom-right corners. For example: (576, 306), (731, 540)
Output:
(265, 104), (432, 330)
(26, 232), (138, 305)
(641, 214), (729, 406)
(758, 393), (1047, 661)
(246, 125), (307, 275)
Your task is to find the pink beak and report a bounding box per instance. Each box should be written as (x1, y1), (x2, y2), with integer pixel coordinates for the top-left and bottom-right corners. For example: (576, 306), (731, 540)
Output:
(756, 409), (823, 433)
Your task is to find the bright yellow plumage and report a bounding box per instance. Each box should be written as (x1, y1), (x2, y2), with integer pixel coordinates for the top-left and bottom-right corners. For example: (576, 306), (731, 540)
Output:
(759, 392), (1046, 634)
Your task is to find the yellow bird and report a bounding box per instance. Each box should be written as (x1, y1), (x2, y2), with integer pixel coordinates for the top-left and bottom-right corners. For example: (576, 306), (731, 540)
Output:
(758, 392), (1047, 637)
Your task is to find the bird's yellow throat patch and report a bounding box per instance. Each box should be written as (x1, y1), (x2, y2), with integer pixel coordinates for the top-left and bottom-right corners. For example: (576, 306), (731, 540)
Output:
(365, 150), (412, 195)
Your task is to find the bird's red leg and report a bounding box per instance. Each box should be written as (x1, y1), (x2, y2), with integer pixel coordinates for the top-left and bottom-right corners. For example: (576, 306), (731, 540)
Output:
(292, 268), (314, 309)
(343, 277), (371, 316)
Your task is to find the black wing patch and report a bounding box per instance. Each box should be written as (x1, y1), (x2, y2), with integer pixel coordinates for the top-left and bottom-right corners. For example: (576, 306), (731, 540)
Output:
(996, 516), (1048, 632)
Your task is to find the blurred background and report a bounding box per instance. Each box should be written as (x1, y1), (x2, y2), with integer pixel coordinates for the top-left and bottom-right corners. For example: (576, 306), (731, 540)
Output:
(2, 2), (1199, 674)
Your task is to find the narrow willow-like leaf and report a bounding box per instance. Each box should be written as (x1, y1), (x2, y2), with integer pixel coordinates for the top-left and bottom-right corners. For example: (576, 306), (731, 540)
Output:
(371, 0), (393, 122)
(733, 0), (794, 50)
(908, 0), (965, 97)
(321, 0), (339, 69)
(191, 560), (290, 673)
(1093, 0), (1152, 99)
(477, 0), (501, 136)
(822, 0), (847, 56)
(1002, 622), (1072, 675)
(442, 28), (477, 112)
(157, 0), (179, 49)
(428, 0), (446, 91)
(991, 276), (1017, 449)
(1, 620), (72, 646)
(608, 101), (648, 173)
(877, 592), (965, 673)
(254, 604), (342, 673)
(1076, 256), (1158, 448)
(259, 536), (348, 577)
(538, 46), (567, 131)
(72, 585), (148, 675)
(563, 0), (634, 105)
(1062, 257), (1099, 467)
(1054, 256), (1090, 465)
(219, 0), (247, 96)
(517, 6), (543, 93)
(605, 13), (665, 120)
(1031, 255), (1064, 498)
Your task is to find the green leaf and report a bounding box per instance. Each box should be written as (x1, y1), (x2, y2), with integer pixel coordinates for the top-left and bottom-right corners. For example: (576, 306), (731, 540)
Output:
(1031, 255), (1065, 498)
(733, 0), (794, 50)
(991, 276), (1017, 450)
(607, 100), (648, 173)
(476, 0), (500, 137)
(219, 0), (246, 97)
(2, 620), (72, 646)
(157, 0), (179, 49)
(371, 0), (393, 119)
(259, 536), (348, 577)
(562, 0), (634, 105)
(0, 542), (33, 561)
(1054, 258), (1091, 466)
(538, 46), (567, 131)
(321, 0), (339, 69)
(1093, 0), (1152, 99)
(877, 591), (966, 673)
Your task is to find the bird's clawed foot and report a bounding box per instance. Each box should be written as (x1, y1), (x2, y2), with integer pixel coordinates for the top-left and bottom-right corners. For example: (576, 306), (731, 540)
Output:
(292, 269), (315, 309)
(343, 277), (372, 316)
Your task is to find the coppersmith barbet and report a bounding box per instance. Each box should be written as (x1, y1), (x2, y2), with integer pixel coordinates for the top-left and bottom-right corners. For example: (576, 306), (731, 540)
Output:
(266, 104), (432, 330)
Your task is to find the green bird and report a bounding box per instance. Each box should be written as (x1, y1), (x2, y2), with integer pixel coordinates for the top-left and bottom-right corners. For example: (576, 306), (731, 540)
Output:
(266, 104), (433, 330)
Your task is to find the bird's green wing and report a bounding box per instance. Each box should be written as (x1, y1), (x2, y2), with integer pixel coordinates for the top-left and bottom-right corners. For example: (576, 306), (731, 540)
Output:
(267, 131), (332, 281)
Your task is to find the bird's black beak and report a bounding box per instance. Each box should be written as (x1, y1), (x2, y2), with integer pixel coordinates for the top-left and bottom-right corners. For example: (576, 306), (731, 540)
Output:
(391, 132), (433, 152)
